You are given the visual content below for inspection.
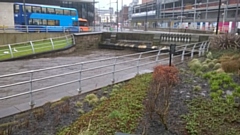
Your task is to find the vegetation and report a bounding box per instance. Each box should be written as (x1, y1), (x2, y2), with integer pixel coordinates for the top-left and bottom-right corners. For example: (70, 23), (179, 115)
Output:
(0, 37), (72, 61)
(146, 65), (179, 130)
(57, 74), (152, 135)
(183, 47), (240, 135)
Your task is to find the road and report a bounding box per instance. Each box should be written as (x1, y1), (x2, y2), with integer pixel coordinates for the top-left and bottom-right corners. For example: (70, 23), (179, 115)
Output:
(0, 48), (171, 118)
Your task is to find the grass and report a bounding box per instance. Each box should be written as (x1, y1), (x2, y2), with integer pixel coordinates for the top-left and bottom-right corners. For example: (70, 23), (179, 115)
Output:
(0, 37), (73, 61)
(57, 74), (152, 135)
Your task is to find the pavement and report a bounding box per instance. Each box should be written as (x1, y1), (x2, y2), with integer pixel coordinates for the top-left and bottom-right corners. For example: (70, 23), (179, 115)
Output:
(0, 49), (174, 118)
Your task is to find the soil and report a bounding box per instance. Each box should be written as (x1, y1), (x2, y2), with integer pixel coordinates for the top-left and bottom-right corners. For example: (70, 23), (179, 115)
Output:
(0, 88), (112, 135)
(135, 62), (211, 135)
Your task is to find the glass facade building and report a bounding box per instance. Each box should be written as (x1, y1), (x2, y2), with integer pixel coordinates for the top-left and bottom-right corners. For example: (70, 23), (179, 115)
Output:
(1, 0), (94, 25)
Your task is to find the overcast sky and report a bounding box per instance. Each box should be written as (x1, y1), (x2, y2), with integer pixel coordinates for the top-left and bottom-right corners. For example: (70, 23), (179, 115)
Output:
(95, 0), (136, 11)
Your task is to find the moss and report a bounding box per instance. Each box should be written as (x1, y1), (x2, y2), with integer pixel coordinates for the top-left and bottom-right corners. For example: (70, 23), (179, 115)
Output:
(188, 59), (202, 72)
(195, 71), (203, 77)
(50, 100), (65, 109)
(61, 96), (71, 101)
(0, 121), (18, 128)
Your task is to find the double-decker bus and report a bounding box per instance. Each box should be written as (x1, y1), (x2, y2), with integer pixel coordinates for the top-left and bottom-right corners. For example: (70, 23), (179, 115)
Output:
(78, 18), (90, 32)
(13, 3), (79, 32)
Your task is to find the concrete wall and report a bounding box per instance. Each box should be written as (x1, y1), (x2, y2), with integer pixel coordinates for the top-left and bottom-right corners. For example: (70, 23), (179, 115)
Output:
(0, 3), (14, 26)
(74, 32), (102, 50)
(0, 33), (66, 45)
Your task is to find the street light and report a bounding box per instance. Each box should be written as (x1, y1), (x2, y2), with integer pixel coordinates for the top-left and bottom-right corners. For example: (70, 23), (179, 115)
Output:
(216, 0), (222, 35)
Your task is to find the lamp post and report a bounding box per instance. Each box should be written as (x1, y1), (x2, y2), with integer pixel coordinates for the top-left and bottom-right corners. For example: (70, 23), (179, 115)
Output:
(23, 0), (27, 30)
(117, 0), (118, 32)
(145, 2), (148, 31)
(93, 0), (95, 32)
(216, 0), (222, 35)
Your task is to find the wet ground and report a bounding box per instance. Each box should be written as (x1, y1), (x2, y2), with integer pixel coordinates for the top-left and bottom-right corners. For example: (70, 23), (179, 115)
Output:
(0, 48), (170, 118)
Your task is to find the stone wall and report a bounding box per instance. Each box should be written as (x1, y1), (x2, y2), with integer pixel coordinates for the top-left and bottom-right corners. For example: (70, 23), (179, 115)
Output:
(74, 32), (102, 50)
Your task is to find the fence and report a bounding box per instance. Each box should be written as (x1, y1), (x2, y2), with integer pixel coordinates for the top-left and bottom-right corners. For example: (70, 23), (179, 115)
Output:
(0, 40), (210, 112)
(0, 25), (95, 33)
(0, 34), (74, 61)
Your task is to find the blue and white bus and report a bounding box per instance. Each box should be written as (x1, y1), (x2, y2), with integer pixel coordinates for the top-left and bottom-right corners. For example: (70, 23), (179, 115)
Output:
(13, 3), (79, 32)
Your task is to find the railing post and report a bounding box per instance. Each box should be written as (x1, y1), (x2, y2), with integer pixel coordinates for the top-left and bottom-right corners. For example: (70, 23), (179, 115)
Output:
(112, 58), (117, 84)
(26, 25), (29, 33)
(199, 42), (204, 57)
(202, 41), (207, 55)
(29, 72), (35, 108)
(71, 34), (76, 45)
(8, 44), (14, 58)
(181, 45), (188, 62)
(65, 35), (69, 46)
(137, 53), (142, 74)
(77, 63), (84, 94)
(206, 41), (210, 52)
(155, 49), (161, 63)
(191, 43), (197, 58)
(50, 38), (55, 50)
(30, 41), (35, 54)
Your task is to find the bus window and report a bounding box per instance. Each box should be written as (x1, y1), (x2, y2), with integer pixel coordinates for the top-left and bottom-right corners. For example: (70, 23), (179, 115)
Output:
(47, 20), (60, 26)
(32, 6), (41, 13)
(14, 4), (20, 14)
(64, 10), (71, 15)
(24, 6), (32, 13)
(56, 9), (63, 15)
(71, 10), (77, 16)
(80, 21), (88, 26)
(42, 19), (47, 25)
(41, 7), (47, 13)
(47, 8), (55, 14)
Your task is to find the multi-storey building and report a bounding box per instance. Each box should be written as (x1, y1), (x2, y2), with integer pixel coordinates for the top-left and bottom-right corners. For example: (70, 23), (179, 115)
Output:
(131, 0), (240, 33)
(128, 0), (139, 22)
(1, 0), (95, 25)
(119, 6), (129, 26)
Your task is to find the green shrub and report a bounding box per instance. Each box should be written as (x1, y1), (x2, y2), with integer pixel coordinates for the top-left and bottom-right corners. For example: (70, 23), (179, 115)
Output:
(76, 101), (83, 108)
(77, 109), (85, 114)
(208, 62), (215, 69)
(213, 63), (221, 70)
(84, 94), (99, 106)
(212, 59), (219, 64)
(195, 71), (203, 77)
(201, 64), (209, 72)
(188, 59), (202, 72)
(100, 96), (107, 102)
(204, 58), (212, 64)
(206, 52), (213, 59)
(193, 85), (202, 91)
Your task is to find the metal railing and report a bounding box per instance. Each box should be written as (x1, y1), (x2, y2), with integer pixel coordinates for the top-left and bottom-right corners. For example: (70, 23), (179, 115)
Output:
(0, 25), (89, 33)
(0, 40), (210, 109)
(0, 34), (74, 61)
